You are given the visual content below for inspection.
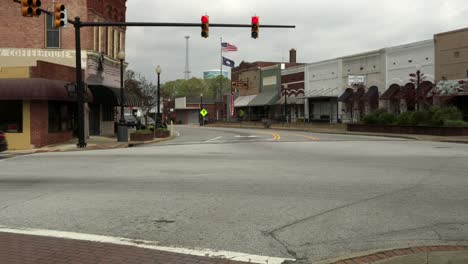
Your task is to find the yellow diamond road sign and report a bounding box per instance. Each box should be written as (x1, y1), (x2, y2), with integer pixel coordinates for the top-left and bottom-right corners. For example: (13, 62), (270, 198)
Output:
(200, 108), (208, 117)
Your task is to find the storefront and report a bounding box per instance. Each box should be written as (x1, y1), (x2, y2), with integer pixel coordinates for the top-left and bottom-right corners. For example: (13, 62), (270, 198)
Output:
(0, 78), (93, 150)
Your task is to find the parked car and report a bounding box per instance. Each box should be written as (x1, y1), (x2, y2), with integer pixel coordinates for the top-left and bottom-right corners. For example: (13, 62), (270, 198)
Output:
(0, 131), (7, 152)
(137, 116), (156, 129)
(124, 114), (138, 128)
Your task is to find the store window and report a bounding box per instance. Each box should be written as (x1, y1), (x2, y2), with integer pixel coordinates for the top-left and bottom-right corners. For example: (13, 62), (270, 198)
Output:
(45, 14), (60, 48)
(0, 101), (23, 133)
(102, 105), (115, 121)
(48, 102), (72, 132)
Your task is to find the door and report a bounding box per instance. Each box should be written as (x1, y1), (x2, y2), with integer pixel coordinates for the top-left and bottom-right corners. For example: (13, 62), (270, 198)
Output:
(188, 110), (199, 124)
(89, 104), (100, 136)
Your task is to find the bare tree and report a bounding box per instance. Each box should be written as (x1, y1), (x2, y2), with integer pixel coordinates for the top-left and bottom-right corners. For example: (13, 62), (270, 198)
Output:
(125, 70), (158, 128)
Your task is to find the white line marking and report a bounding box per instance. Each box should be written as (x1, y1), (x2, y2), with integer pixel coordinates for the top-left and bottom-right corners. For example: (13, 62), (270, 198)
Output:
(0, 226), (293, 264)
(235, 135), (259, 138)
(175, 131), (181, 137)
(205, 136), (222, 142)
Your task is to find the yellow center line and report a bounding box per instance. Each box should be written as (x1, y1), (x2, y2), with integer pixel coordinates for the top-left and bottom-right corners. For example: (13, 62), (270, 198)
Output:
(253, 131), (281, 141)
(286, 132), (320, 141)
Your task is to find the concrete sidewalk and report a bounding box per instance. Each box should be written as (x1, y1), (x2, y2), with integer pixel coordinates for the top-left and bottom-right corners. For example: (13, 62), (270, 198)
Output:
(208, 123), (468, 144)
(4, 135), (174, 155)
(320, 245), (468, 264)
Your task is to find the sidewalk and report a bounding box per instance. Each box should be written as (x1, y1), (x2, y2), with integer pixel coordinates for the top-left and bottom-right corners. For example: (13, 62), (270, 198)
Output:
(208, 122), (468, 144)
(322, 245), (468, 264)
(0, 232), (249, 264)
(4, 135), (174, 156)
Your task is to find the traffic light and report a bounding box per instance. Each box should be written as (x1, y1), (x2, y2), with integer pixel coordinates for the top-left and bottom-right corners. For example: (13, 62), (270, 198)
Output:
(251, 16), (259, 39)
(21, 0), (41, 17)
(54, 4), (66, 28)
(201, 15), (209, 38)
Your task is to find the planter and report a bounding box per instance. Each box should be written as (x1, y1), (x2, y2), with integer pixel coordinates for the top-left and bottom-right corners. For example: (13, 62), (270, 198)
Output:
(130, 132), (154, 142)
(347, 124), (468, 136)
(154, 130), (170, 138)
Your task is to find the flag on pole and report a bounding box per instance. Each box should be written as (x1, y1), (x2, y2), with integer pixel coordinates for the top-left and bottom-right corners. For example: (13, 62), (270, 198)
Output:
(221, 42), (238, 52)
(222, 56), (235, 67)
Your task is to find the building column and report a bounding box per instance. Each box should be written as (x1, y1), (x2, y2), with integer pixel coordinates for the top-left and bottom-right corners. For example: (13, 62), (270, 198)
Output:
(304, 99), (309, 122)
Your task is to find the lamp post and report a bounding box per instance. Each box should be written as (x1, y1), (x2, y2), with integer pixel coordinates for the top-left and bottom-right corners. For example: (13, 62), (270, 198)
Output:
(156, 65), (162, 127)
(283, 84), (288, 124)
(410, 64), (424, 111)
(200, 93), (204, 126)
(117, 51), (128, 142)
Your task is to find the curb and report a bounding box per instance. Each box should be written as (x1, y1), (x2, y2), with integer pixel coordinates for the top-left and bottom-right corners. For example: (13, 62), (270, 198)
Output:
(310, 245), (468, 264)
(128, 135), (175, 147)
(206, 125), (418, 141)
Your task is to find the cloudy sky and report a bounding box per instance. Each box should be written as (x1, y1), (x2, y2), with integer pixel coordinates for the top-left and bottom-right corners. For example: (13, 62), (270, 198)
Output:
(125, 0), (468, 83)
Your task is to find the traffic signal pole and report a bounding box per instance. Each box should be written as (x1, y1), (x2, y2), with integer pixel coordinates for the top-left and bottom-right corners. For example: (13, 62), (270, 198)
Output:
(13, 0), (295, 148)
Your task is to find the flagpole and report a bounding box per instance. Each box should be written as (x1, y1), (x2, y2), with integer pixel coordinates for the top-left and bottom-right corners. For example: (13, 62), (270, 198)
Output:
(220, 37), (224, 120)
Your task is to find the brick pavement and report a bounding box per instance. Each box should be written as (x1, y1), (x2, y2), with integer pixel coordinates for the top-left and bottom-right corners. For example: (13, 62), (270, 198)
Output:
(330, 245), (468, 264)
(0, 232), (250, 264)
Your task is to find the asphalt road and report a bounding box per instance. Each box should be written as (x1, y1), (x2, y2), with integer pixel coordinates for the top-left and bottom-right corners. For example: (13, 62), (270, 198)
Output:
(1, 125), (468, 263)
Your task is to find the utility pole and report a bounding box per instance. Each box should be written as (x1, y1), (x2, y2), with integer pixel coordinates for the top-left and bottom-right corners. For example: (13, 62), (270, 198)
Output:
(184, 36), (190, 80)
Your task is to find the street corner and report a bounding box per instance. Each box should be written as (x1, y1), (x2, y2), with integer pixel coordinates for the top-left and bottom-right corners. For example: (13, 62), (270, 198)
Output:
(0, 230), (265, 264)
(325, 245), (468, 264)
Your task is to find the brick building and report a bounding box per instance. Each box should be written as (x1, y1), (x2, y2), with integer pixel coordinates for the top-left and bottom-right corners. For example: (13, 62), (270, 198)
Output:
(231, 49), (302, 121)
(434, 27), (468, 120)
(0, 0), (132, 150)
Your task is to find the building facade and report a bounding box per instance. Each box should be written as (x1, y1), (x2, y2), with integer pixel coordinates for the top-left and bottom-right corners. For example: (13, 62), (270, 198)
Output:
(281, 65), (305, 122)
(0, 0), (130, 149)
(434, 28), (468, 120)
(339, 50), (386, 122)
(382, 40), (435, 114)
(305, 59), (343, 123)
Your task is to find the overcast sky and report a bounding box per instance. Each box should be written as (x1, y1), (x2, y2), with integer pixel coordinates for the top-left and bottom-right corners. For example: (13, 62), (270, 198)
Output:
(125, 0), (468, 83)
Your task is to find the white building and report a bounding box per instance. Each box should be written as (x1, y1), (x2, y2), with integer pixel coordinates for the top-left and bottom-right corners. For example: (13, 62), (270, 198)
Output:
(383, 40), (435, 113)
(304, 59), (343, 123)
(339, 49), (386, 122)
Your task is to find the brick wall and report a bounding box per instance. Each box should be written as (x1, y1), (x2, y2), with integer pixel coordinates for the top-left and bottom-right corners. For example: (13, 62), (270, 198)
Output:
(30, 101), (74, 148)
(30, 61), (85, 82)
(30, 101), (49, 148)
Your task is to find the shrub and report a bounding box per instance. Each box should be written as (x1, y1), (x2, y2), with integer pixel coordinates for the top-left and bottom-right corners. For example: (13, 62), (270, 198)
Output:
(131, 129), (153, 134)
(362, 109), (397, 125)
(411, 110), (432, 126)
(430, 106), (463, 126)
(444, 120), (468, 127)
(395, 111), (415, 126)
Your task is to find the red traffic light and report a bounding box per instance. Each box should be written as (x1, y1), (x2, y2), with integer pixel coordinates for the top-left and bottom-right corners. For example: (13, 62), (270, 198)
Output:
(201, 15), (209, 24)
(252, 16), (259, 24)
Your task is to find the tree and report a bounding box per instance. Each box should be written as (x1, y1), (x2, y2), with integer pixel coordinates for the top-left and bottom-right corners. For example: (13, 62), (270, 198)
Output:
(161, 76), (231, 100)
(205, 75), (231, 100)
(125, 70), (158, 127)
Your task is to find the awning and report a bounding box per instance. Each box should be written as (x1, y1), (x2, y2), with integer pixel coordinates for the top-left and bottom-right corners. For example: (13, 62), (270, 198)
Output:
(89, 85), (141, 107)
(0, 78), (93, 102)
(338, 88), (354, 102)
(361, 86), (379, 101)
(277, 95), (305, 105)
(248, 91), (280, 107)
(234, 95), (257, 107)
(354, 87), (365, 101)
(109, 87), (142, 107)
(380, 85), (401, 100)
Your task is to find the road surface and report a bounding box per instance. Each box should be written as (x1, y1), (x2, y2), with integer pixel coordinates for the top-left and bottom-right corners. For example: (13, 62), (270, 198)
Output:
(1, 125), (467, 263)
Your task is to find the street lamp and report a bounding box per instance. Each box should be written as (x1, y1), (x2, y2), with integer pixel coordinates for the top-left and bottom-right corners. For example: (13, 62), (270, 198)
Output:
(156, 65), (162, 127)
(410, 64), (424, 110)
(117, 50), (128, 142)
(200, 93), (204, 126)
(283, 84), (288, 124)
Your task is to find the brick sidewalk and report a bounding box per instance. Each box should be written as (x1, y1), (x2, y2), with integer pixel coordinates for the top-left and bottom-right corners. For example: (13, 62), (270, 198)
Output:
(0, 232), (249, 264)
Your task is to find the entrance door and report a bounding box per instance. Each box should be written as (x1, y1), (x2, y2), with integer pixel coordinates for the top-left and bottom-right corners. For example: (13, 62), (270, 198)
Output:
(89, 104), (100, 136)
(188, 110), (199, 124)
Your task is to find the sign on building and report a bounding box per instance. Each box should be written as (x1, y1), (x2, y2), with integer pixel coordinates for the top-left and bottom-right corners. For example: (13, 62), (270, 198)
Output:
(348, 75), (367, 86)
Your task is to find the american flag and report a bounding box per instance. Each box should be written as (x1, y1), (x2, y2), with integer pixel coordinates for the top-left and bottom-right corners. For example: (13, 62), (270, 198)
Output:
(221, 42), (238, 52)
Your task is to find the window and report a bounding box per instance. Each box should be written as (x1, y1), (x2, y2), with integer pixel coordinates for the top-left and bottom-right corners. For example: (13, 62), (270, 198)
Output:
(102, 105), (115, 121)
(46, 14), (60, 48)
(108, 28), (114, 57)
(0, 101), (23, 133)
(48, 102), (72, 133)
(454, 51), (460, 58)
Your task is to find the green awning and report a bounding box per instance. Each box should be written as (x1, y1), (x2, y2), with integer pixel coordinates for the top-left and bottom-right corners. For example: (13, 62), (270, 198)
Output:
(249, 91), (279, 106)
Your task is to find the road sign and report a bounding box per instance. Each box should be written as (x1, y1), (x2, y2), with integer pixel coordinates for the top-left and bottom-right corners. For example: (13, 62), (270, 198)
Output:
(239, 109), (245, 117)
(232, 81), (248, 88)
(200, 108), (208, 117)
